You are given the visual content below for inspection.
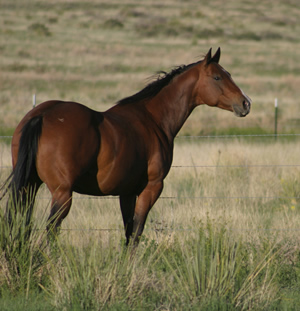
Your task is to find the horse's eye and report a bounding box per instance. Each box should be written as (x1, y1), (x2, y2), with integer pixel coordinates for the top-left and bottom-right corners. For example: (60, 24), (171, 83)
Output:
(214, 76), (221, 81)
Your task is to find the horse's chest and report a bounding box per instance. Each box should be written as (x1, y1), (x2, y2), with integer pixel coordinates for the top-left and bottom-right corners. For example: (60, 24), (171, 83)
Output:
(96, 129), (171, 194)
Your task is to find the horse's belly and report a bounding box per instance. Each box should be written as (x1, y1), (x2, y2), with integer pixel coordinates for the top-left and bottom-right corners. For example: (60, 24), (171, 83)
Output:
(98, 172), (147, 196)
(73, 173), (105, 196)
(73, 164), (147, 196)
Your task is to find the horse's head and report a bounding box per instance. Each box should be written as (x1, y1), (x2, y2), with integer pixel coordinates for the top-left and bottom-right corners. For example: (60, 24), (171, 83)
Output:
(193, 48), (251, 117)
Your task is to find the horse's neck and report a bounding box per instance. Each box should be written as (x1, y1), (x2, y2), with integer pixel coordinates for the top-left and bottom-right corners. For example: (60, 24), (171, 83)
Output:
(145, 69), (197, 141)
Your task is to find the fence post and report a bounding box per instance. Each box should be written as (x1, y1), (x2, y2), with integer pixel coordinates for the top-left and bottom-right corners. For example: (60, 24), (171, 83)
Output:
(274, 98), (278, 140)
(33, 94), (36, 108)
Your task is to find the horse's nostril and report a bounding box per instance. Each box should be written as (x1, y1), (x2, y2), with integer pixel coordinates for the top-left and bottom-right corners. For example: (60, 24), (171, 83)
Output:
(243, 100), (248, 110)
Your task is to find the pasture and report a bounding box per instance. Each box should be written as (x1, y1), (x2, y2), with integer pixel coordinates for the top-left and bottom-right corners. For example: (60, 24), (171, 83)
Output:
(1, 139), (300, 310)
(1, 0), (300, 310)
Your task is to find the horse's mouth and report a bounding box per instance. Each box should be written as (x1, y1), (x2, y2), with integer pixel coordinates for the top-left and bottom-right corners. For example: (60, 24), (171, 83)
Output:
(233, 100), (251, 117)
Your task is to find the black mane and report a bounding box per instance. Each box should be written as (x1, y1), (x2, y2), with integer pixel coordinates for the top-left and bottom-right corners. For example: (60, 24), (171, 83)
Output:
(117, 61), (200, 105)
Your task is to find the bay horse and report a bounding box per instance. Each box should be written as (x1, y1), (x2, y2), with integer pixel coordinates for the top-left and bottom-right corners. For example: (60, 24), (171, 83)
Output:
(2, 48), (251, 244)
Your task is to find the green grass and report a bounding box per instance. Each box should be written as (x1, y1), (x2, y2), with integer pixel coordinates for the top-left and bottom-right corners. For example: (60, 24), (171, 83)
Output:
(1, 208), (299, 310)
(0, 128), (14, 137)
(0, 294), (54, 311)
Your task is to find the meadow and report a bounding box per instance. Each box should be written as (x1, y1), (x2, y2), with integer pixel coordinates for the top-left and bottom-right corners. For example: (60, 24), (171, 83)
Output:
(1, 0), (300, 310)
(1, 0), (300, 135)
(1, 139), (300, 310)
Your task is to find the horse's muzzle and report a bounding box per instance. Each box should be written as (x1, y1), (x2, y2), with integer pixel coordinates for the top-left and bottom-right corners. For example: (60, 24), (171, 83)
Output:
(233, 99), (251, 117)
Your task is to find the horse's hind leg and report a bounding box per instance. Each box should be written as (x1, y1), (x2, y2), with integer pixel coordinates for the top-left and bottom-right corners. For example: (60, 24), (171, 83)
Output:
(47, 188), (72, 235)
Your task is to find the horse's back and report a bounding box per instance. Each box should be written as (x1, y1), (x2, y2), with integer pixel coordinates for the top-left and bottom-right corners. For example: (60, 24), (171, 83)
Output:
(13, 100), (101, 156)
(13, 100), (101, 137)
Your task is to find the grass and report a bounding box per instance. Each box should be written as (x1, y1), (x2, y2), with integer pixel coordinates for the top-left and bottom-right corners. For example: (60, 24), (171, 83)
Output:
(0, 210), (299, 310)
(1, 139), (300, 310)
(0, 193), (50, 309)
(1, 0), (300, 134)
(1, 0), (300, 309)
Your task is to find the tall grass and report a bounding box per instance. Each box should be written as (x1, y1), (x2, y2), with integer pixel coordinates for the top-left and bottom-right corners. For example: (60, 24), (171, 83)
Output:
(162, 216), (287, 310)
(1, 190), (299, 310)
(46, 238), (164, 310)
(164, 217), (242, 304)
(0, 192), (49, 306)
(1, 211), (294, 310)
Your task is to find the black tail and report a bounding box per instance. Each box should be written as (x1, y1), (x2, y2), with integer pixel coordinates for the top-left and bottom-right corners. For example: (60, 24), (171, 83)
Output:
(11, 115), (43, 195)
(2, 115), (43, 225)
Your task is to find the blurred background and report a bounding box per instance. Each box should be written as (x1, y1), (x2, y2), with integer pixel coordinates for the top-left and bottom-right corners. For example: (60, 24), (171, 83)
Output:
(1, 0), (300, 136)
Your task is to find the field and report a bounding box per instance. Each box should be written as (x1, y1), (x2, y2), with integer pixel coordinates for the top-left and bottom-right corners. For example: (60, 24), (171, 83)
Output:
(1, 0), (300, 310)
(1, 0), (300, 135)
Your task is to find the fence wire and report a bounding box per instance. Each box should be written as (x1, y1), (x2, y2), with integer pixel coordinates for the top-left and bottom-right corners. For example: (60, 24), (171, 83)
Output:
(177, 133), (300, 139)
(1, 134), (300, 233)
(2, 133), (300, 140)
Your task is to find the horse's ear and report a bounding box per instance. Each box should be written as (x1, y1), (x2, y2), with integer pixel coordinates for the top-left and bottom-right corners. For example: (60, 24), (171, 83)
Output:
(211, 47), (221, 64)
(205, 47), (221, 65)
(204, 48), (212, 65)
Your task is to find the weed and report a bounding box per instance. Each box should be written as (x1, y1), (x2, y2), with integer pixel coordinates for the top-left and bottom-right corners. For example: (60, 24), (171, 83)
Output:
(28, 23), (51, 36)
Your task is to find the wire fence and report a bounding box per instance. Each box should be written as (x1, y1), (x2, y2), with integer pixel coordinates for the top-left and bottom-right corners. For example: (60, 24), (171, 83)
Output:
(1, 133), (300, 233)
(1, 133), (300, 188)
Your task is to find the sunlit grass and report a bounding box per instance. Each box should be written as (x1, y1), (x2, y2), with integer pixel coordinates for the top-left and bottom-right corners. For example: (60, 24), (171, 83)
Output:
(1, 0), (300, 308)
(1, 0), (300, 134)
(1, 138), (300, 309)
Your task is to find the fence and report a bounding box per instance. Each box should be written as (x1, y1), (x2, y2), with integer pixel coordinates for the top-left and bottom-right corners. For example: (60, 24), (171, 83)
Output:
(1, 134), (300, 233)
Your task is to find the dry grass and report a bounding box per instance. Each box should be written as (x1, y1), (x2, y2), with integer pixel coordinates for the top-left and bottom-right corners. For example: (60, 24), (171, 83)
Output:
(1, 137), (300, 309)
(1, 0), (300, 134)
(2, 138), (298, 248)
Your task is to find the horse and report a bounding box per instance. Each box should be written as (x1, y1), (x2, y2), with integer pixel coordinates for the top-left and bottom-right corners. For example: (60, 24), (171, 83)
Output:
(2, 48), (251, 245)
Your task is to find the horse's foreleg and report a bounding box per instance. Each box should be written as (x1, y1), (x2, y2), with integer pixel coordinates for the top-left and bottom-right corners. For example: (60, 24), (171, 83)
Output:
(131, 181), (163, 245)
(119, 195), (136, 245)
